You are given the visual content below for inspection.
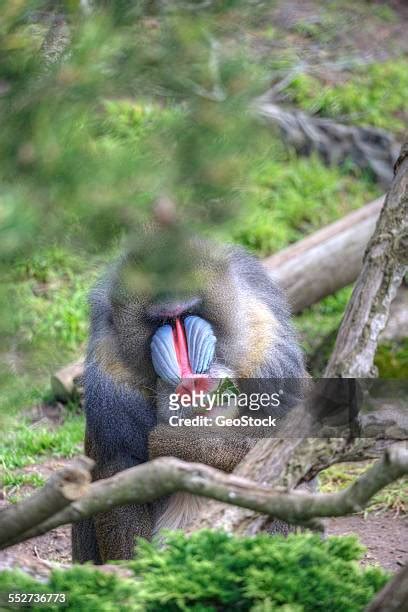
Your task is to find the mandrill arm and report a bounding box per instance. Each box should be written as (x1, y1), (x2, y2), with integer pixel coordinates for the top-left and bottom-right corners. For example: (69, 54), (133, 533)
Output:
(72, 360), (156, 563)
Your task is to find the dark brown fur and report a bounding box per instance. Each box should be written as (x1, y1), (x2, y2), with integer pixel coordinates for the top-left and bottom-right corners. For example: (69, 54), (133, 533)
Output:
(72, 242), (305, 563)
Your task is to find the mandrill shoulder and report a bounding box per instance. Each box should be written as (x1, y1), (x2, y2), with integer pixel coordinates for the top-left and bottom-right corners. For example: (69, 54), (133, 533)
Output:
(86, 281), (136, 387)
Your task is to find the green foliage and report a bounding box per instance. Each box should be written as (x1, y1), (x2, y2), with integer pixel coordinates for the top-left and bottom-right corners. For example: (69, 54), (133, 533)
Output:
(0, 531), (388, 611)
(0, 0), (265, 263)
(0, 413), (84, 470)
(128, 530), (388, 611)
(375, 339), (408, 378)
(285, 60), (408, 132)
(0, 565), (141, 612)
(234, 156), (379, 255)
(320, 463), (408, 516)
(295, 286), (352, 358)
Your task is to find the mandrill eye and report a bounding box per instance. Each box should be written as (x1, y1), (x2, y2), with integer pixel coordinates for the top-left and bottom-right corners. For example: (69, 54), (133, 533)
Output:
(150, 315), (216, 384)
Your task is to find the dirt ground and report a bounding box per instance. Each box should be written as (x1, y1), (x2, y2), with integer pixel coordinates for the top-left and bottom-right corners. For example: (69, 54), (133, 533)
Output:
(326, 513), (408, 572)
(0, 501), (406, 577)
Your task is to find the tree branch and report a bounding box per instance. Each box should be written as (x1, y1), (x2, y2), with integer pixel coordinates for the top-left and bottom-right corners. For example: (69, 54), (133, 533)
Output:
(1, 444), (407, 550)
(0, 457), (92, 549)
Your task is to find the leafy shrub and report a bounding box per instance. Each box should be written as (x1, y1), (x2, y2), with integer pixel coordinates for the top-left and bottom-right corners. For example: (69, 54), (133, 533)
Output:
(0, 531), (388, 611)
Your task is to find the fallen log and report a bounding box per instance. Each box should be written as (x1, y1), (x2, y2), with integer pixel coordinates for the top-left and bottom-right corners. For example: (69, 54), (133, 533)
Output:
(257, 101), (399, 188)
(264, 196), (384, 313)
(50, 359), (84, 401)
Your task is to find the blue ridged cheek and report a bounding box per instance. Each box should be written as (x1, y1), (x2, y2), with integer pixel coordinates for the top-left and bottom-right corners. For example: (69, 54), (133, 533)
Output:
(150, 324), (181, 385)
(184, 315), (216, 374)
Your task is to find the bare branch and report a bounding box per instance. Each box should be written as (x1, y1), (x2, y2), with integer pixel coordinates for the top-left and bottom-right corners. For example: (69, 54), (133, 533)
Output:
(256, 102), (399, 188)
(1, 444), (407, 549)
(0, 457), (92, 549)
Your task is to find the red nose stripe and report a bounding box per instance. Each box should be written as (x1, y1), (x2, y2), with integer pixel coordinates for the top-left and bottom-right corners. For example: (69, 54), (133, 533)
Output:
(173, 318), (193, 377)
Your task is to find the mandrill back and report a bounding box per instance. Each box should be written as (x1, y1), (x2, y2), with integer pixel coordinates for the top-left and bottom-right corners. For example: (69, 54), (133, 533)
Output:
(72, 241), (306, 564)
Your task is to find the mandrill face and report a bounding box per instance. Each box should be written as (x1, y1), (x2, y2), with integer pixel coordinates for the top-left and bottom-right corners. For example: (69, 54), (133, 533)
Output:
(106, 240), (243, 393)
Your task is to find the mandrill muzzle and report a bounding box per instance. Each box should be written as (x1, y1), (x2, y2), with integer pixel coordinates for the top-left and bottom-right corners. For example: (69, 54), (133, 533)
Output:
(150, 315), (217, 397)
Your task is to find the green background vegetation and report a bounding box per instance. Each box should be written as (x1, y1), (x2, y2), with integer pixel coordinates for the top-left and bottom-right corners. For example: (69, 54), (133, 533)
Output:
(1, 0), (407, 502)
(0, 3), (407, 608)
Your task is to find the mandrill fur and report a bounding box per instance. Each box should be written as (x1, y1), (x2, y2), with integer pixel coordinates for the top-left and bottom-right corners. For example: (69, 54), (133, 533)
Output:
(72, 240), (306, 564)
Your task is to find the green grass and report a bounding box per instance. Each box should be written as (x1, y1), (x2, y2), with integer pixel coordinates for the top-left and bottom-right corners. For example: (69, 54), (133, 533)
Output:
(0, 413), (84, 471)
(1, 245), (106, 415)
(320, 463), (408, 516)
(0, 471), (46, 503)
(14, 245), (100, 353)
(295, 286), (353, 359)
(234, 155), (379, 256)
(1, 471), (45, 489)
(285, 59), (408, 132)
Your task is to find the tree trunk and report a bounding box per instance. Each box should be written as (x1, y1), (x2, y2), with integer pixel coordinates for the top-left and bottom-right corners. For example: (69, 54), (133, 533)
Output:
(184, 143), (408, 534)
(326, 152), (408, 377)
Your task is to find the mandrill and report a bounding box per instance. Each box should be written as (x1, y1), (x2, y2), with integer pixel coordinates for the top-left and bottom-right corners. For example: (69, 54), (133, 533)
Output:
(72, 239), (306, 563)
